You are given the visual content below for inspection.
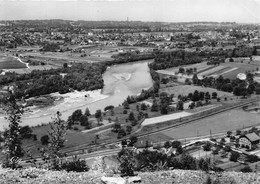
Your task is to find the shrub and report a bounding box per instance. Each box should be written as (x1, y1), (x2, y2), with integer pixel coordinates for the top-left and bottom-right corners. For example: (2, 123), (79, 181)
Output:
(40, 135), (49, 145)
(104, 105), (114, 111)
(230, 151), (240, 162)
(240, 166), (252, 173)
(203, 142), (212, 151)
(61, 156), (89, 172)
(164, 141), (171, 149)
(118, 149), (136, 176)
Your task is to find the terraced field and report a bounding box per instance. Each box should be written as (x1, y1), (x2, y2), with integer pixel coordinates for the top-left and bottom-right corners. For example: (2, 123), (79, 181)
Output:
(158, 59), (259, 80)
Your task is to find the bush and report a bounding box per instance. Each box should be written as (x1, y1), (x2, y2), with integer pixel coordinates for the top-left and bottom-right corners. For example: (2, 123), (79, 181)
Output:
(40, 135), (49, 145)
(240, 166), (252, 173)
(203, 142), (212, 151)
(230, 151), (240, 162)
(61, 156), (89, 172)
(104, 105), (114, 111)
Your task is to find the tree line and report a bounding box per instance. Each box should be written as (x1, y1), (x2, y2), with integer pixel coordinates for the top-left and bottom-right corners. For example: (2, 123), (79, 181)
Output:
(192, 73), (260, 96)
(149, 46), (258, 71)
(0, 62), (107, 99)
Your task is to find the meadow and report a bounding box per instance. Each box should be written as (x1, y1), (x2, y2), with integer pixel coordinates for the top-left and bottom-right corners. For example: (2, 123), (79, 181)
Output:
(0, 55), (27, 69)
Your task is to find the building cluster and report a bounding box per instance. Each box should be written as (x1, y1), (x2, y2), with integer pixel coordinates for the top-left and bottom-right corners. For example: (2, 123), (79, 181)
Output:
(1, 21), (260, 52)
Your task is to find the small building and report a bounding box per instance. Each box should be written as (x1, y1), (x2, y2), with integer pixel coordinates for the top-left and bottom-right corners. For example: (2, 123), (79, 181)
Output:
(239, 132), (260, 149)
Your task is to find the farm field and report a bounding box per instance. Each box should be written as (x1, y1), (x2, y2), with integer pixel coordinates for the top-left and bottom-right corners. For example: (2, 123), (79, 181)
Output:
(160, 85), (234, 98)
(161, 109), (260, 139)
(6, 65), (60, 74)
(18, 45), (149, 67)
(157, 57), (260, 81)
(0, 55), (27, 69)
(157, 62), (211, 76)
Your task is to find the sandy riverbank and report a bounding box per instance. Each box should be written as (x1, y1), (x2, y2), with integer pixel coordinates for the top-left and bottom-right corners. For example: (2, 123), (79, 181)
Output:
(0, 89), (109, 131)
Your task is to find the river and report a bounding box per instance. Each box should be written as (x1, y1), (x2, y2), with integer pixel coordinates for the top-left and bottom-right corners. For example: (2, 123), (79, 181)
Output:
(0, 60), (153, 130)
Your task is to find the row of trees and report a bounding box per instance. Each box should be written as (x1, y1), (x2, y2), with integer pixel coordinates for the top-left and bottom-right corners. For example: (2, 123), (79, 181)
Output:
(150, 46), (258, 71)
(110, 51), (155, 65)
(149, 50), (202, 70)
(193, 73), (260, 96)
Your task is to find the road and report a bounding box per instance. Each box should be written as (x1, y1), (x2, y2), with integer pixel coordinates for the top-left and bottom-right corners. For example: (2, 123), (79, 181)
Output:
(22, 97), (260, 163)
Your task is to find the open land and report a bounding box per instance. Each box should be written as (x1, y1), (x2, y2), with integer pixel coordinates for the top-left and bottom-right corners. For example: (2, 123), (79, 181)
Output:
(161, 109), (260, 139)
(0, 55), (28, 70)
(160, 85), (234, 98)
(157, 57), (260, 81)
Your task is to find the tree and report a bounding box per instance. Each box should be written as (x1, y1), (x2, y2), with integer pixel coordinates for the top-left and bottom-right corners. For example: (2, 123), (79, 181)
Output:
(203, 142), (212, 151)
(198, 158), (210, 171)
(123, 100), (130, 109)
(118, 129), (126, 139)
(141, 103), (147, 111)
(212, 92), (218, 99)
(185, 78), (191, 85)
(177, 100), (184, 110)
(1, 93), (24, 169)
(71, 109), (82, 122)
(48, 112), (67, 170)
(178, 67), (185, 74)
(172, 140), (181, 148)
(41, 135), (50, 145)
(113, 123), (121, 133)
(129, 136), (138, 147)
(20, 125), (33, 139)
(79, 115), (89, 128)
(240, 166), (252, 173)
(118, 149), (136, 176)
(164, 141), (171, 149)
(192, 90), (200, 101)
(84, 108), (91, 116)
(126, 125), (132, 135)
(151, 99), (159, 112)
(67, 116), (73, 129)
(95, 109), (102, 124)
(205, 175), (212, 184)
(160, 103), (168, 114)
(128, 111), (135, 122)
(227, 131), (232, 137)
(236, 130), (241, 135)
(230, 151), (240, 162)
(136, 105), (140, 112)
(179, 154), (197, 170)
(192, 74), (199, 84)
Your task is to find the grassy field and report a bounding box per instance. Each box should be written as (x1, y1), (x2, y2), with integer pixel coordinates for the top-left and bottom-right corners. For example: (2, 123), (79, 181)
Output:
(161, 109), (260, 139)
(6, 65), (60, 74)
(0, 55), (27, 69)
(19, 45), (148, 67)
(221, 61), (258, 79)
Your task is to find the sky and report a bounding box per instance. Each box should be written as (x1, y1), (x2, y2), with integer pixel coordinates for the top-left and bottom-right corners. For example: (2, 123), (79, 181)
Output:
(0, 0), (260, 23)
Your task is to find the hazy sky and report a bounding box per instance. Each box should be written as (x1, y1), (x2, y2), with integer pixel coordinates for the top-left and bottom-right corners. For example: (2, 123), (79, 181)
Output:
(0, 0), (260, 23)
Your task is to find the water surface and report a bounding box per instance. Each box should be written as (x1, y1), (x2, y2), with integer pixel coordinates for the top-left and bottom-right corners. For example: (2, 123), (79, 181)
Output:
(0, 60), (153, 130)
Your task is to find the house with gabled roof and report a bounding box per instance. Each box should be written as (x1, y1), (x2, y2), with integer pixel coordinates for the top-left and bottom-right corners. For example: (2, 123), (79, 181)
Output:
(239, 132), (260, 150)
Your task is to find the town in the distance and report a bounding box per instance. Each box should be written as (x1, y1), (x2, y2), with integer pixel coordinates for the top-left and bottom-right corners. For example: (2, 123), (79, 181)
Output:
(1, 20), (260, 181)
